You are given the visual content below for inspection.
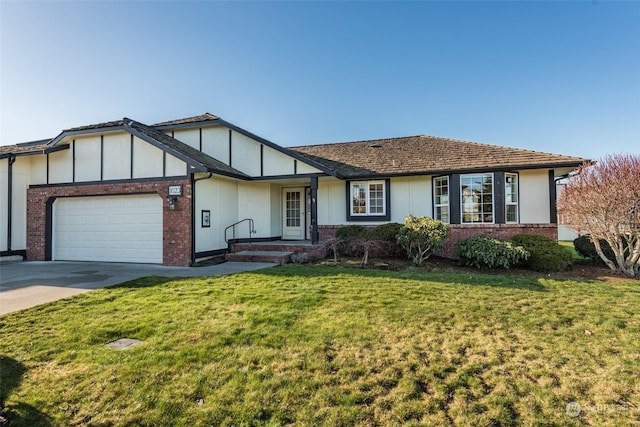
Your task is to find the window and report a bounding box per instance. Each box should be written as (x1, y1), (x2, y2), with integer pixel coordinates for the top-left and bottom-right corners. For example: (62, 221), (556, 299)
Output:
(461, 173), (493, 223)
(286, 191), (301, 226)
(505, 173), (518, 223)
(433, 176), (450, 224)
(350, 181), (386, 216)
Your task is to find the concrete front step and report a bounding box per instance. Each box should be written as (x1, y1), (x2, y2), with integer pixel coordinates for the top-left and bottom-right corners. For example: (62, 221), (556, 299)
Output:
(225, 250), (294, 265)
(0, 255), (24, 264)
(230, 242), (327, 259)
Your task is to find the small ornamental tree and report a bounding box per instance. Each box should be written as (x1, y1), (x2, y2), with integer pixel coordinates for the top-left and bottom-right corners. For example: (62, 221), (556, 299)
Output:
(397, 215), (450, 266)
(557, 154), (640, 278)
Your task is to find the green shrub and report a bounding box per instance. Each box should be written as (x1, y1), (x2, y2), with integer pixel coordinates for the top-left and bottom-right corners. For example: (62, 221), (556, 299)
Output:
(368, 223), (404, 258)
(368, 222), (402, 242)
(573, 235), (626, 265)
(335, 225), (367, 239)
(397, 215), (450, 266)
(455, 236), (529, 269)
(511, 234), (573, 272)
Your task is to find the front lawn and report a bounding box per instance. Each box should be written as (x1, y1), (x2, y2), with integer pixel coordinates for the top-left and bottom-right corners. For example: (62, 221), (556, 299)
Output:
(1, 265), (638, 426)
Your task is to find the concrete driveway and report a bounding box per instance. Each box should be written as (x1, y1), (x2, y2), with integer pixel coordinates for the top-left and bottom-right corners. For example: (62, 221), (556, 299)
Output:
(0, 261), (277, 316)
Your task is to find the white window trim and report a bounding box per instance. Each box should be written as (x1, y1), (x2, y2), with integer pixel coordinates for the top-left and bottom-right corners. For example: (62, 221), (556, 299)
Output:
(350, 180), (386, 216)
(433, 176), (450, 224)
(505, 172), (519, 224)
(460, 173), (495, 224)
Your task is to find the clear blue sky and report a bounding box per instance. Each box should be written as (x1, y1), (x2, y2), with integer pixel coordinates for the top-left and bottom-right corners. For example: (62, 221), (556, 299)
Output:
(1, 1), (638, 160)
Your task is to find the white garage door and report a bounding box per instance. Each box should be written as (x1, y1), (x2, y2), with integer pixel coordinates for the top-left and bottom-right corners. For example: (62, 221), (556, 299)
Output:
(54, 195), (163, 263)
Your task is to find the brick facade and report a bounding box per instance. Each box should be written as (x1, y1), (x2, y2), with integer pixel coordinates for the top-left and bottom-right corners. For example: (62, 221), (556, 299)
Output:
(26, 179), (193, 266)
(441, 224), (557, 258)
(318, 223), (558, 259)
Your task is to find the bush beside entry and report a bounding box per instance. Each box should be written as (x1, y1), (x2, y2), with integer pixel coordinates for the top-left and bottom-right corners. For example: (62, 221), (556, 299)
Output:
(397, 215), (450, 266)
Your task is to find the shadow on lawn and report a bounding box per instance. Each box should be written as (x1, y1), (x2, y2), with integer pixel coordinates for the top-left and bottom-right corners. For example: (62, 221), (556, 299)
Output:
(108, 276), (178, 290)
(259, 264), (550, 292)
(103, 266), (550, 293)
(0, 356), (53, 427)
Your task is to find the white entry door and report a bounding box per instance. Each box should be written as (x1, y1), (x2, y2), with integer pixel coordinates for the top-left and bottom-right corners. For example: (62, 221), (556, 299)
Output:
(282, 188), (305, 240)
(53, 194), (163, 263)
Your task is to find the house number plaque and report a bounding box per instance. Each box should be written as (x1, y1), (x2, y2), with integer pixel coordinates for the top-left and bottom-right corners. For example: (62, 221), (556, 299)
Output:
(168, 184), (183, 197)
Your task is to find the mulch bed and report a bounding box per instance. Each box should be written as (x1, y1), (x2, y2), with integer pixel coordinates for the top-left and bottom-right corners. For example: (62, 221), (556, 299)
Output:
(316, 256), (639, 284)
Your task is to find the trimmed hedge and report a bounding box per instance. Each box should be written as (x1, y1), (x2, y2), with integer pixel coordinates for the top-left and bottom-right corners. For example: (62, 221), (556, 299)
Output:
(455, 236), (529, 269)
(511, 234), (573, 272)
(335, 225), (367, 239)
(368, 223), (404, 258)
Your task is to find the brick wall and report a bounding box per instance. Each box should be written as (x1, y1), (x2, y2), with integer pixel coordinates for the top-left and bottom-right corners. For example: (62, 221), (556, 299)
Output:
(318, 223), (557, 259)
(26, 179), (192, 266)
(442, 224), (557, 257)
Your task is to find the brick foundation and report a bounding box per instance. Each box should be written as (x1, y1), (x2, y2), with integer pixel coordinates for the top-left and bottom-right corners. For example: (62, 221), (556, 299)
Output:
(26, 179), (192, 266)
(442, 224), (557, 257)
(318, 223), (558, 259)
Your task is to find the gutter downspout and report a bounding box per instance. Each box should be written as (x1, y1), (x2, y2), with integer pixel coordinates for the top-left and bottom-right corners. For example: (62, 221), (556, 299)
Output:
(7, 154), (16, 252)
(191, 172), (213, 264)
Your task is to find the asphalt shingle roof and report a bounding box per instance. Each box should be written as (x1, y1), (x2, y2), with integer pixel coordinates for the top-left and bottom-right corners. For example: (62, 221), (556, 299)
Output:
(63, 120), (125, 132)
(153, 113), (220, 127)
(0, 140), (52, 157)
(290, 135), (588, 178)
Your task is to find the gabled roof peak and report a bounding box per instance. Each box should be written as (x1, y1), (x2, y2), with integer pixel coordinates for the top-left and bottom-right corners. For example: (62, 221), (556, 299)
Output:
(153, 113), (220, 127)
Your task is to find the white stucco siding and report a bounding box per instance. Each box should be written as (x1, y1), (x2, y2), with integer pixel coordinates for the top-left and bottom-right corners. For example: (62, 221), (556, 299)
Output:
(0, 160), (7, 251)
(231, 131), (261, 176)
(102, 133), (131, 180)
(29, 154), (47, 185)
(519, 169), (550, 224)
(165, 155), (187, 177)
(263, 146), (295, 176)
(195, 176), (239, 252)
(317, 178), (346, 225)
(132, 137), (163, 179)
(0, 157), (29, 251)
(74, 136), (101, 182)
(201, 126), (230, 164)
(171, 128), (200, 150)
(238, 182), (272, 238)
(11, 157), (29, 251)
(48, 147), (73, 184)
(556, 183), (579, 241)
(270, 184), (281, 237)
(296, 161), (322, 175)
(316, 177), (432, 227)
(390, 177), (432, 223)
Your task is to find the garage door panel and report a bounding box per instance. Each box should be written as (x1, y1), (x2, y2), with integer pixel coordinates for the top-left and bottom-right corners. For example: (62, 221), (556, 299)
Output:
(54, 195), (163, 264)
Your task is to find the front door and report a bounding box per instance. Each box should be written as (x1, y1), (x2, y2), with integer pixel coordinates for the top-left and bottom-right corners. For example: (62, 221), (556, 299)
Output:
(282, 188), (305, 240)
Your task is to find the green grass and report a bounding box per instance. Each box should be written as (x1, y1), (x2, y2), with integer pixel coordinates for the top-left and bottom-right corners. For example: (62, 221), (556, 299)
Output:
(1, 265), (639, 426)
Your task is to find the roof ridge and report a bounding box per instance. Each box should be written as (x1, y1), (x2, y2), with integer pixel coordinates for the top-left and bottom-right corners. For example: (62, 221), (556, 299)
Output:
(63, 118), (125, 132)
(290, 135), (427, 149)
(152, 112), (221, 127)
(293, 134), (584, 160)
